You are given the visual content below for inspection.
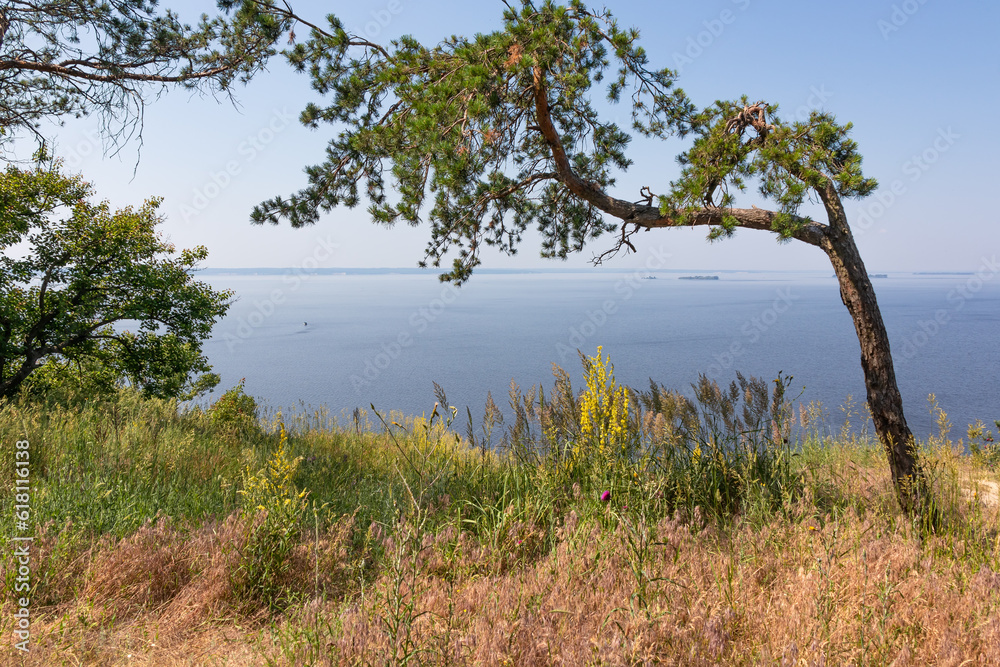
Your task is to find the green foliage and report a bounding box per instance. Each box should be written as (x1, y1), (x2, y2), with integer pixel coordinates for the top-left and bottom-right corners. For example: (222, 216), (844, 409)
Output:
(233, 421), (309, 611)
(254, 0), (692, 283)
(210, 379), (260, 433)
(0, 1), (289, 149)
(0, 389), (248, 545)
(20, 354), (123, 400)
(967, 419), (1000, 469)
(666, 97), (878, 240)
(0, 159), (230, 400)
(501, 349), (798, 525)
(639, 371), (799, 525)
(254, 2), (880, 278)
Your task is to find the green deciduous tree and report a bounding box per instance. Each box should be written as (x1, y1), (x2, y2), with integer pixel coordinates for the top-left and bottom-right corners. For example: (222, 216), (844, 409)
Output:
(0, 0), (288, 148)
(253, 1), (930, 516)
(0, 157), (230, 400)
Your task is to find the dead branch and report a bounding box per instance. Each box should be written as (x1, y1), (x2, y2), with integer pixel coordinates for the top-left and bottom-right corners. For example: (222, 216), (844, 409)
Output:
(592, 221), (640, 265)
(638, 186), (654, 206)
(725, 101), (774, 147)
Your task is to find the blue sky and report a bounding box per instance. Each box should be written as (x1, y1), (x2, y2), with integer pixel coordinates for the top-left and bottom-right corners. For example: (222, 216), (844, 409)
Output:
(32, 0), (1000, 273)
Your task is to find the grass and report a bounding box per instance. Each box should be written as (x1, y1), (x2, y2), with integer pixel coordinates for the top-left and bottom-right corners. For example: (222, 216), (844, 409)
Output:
(1, 355), (999, 665)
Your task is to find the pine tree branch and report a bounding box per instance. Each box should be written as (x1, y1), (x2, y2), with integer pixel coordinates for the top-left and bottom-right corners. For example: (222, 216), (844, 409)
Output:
(0, 58), (231, 84)
(531, 66), (828, 250)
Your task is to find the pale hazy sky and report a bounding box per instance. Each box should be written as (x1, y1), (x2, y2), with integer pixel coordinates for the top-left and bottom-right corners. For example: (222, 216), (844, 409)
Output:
(29, 0), (1000, 274)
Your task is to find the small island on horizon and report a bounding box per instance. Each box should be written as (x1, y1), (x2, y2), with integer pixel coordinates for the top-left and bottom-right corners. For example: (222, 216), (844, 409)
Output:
(679, 275), (720, 281)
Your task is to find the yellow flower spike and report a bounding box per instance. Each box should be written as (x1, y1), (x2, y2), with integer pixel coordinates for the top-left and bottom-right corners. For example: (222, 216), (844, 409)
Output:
(579, 346), (630, 462)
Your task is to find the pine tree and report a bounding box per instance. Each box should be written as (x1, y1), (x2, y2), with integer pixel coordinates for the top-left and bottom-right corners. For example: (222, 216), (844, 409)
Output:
(253, 1), (931, 517)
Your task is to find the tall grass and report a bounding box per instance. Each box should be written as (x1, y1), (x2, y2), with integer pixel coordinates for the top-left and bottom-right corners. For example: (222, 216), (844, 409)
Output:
(0, 352), (998, 665)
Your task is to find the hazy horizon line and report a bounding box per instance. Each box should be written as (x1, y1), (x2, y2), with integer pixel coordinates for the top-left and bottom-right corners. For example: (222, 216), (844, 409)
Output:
(199, 267), (975, 275)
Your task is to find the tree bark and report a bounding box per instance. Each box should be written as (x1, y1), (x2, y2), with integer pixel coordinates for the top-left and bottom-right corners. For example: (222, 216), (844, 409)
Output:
(815, 186), (930, 516)
(0, 9), (9, 53)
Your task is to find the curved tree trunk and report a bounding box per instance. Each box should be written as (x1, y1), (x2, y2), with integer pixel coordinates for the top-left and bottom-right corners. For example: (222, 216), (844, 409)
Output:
(817, 193), (930, 517)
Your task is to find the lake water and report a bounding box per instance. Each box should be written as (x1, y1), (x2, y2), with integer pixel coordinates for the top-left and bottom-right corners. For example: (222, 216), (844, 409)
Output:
(200, 269), (999, 441)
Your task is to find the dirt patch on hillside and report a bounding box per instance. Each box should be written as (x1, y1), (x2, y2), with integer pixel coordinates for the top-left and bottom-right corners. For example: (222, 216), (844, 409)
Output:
(963, 479), (1000, 508)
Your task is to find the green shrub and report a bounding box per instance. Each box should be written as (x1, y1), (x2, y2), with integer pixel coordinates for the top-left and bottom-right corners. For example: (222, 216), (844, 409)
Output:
(20, 355), (122, 402)
(967, 419), (1000, 469)
(232, 421), (308, 611)
(210, 379), (260, 433)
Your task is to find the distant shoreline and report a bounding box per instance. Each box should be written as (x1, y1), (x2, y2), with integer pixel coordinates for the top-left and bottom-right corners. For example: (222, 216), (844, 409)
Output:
(199, 267), (970, 277)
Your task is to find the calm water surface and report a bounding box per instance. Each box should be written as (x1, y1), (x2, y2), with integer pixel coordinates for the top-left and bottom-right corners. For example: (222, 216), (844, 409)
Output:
(200, 270), (1000, 441)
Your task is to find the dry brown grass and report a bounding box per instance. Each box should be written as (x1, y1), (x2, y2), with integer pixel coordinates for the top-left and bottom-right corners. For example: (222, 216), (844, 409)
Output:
(297, 498), (1000, 666)
(3, 515), (246, 665)
(0, 510), (369, 666)
(4, 450), (999, 666)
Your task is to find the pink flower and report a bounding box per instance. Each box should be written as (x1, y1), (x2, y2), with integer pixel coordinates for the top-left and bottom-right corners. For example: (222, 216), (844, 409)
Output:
(600, 491), (611, 502)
